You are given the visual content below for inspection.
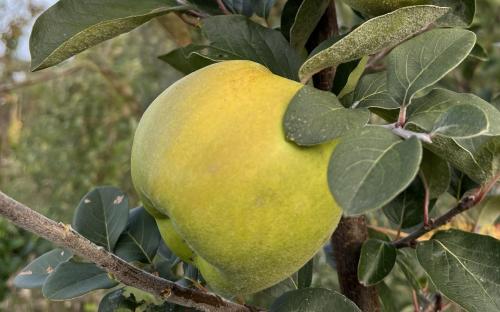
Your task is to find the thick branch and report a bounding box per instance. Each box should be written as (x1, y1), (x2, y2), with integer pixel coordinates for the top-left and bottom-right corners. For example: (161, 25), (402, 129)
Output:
(392, 174), (500, 249)
(0, 190), (262, 312)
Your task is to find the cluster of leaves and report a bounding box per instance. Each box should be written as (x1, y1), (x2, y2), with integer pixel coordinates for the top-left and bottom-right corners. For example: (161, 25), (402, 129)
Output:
(15, 0), (500, 311)
(12, 186), (198, 311)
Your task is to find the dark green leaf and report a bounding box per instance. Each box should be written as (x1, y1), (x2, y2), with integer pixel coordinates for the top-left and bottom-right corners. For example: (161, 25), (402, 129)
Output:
(433, 0), (476, 27)
(376, 282), (398, 312)
(158, 45), (218, 75)
(328, 127), (422, 215)
(424, 135), (500, 184)
(358, 239), (396, 286)
(416, 229), (500, 312)
(332, 59), (362, 96)
(407, 89), (500, 137)
(298, 5), (449, 82)
(114, 207), (161, 263)
(98, 289), (137, 312)
(248, 277), (297, 308)
(470, 43), (489, 61)
(383, 177), (435, 229)
(202, 15), (303, 80)
(297, 259), (313, 289)
(387, 28), (476, 105)
(280, 0), (302, 41)
(289, 0), (330, 51)
(30, 0), (188, 71)
(396, 249), (428, 291)
(432, 104), (488, 138)
(352, 72), (399, 110)
(367, 228), (391, 242)
(43, 261), (117, 300)
(73, 186), (129, 251)
(283, 85), (370, 146)
(14, 249), (72, 289)
(420, 150), (450, 199)
(270, 288), (361, 312)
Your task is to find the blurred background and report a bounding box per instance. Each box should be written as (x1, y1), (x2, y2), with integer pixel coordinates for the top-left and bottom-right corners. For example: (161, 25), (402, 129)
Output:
(0, 0), (499, 311)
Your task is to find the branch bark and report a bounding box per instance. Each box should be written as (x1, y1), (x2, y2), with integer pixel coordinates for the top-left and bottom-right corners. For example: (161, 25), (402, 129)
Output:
(0, 190), (263, 312)
(306, 1), (380, 311)
(391, 174), (500, 249)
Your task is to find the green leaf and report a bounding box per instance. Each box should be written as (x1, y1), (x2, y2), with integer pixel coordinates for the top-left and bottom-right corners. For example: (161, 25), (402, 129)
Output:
(470, 43), (489, 62)
(387, 28), (476, 105)
(289, 0), (331, 52)
(202, 15), (303, 80)
(492, 94), (500, 111)
(43, 261), (118, 300)
(73, 186), (129, 251)
(297, 259), (313, 289)
(338, 56), (369, 99)
(283, 85), (370, 146)
(13, 249), (72, 289)
(423, 135), (500, 184)
(158, 45), (219, 75)
(476, 196), (500, 230)
(270, 288), (361, 312)
(416, 229), (500, 312)
(298, 5), (450, 82)
(114, 207), (161, 264)
(30, 0), (188, 71)
(328, 127), (422, 215)
(432, 104), (488, 138)
(376, 282), (398, 312)
(358, 239), (397, 286)
(396, 249), (428, 290)
(382, 177), (434, 229)
(433, 0), (476, 27)
(332, 59), (363, 96)
(407, 89), (500, 136)
(280, 0), (302, 41)
(352, 72), (399, 110)
(420, 149), (450, 199)
(98, 289), (137, 312)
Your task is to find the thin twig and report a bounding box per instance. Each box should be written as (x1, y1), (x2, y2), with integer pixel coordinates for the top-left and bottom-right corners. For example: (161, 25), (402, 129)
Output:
(0, 66), (84, 94)
(412, 290), (420, 312)
(0, 190), (263, 312)
(419, 171), (431, 228)
(215, 0), (232, 15)
(392, 174), (500, 249)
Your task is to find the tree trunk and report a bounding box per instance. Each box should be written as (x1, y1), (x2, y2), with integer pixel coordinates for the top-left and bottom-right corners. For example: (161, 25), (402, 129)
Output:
(307, 1), (381, 311)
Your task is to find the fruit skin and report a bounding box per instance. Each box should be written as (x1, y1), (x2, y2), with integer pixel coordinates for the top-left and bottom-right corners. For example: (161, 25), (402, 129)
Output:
(342, 0), (431, 16)
(131, 60), (342, 295)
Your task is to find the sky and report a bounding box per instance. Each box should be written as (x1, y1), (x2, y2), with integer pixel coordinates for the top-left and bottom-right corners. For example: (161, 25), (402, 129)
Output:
(0, 0), (57, 61)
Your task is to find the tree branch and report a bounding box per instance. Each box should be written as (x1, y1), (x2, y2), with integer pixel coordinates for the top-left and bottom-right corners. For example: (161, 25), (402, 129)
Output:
(0, 190), (263, 312)
(392, 174), (500, 249)
(0, 66), (84, 94)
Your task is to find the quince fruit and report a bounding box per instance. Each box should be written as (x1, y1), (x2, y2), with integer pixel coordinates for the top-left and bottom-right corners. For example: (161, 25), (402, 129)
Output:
(131, 60), (341, 295)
